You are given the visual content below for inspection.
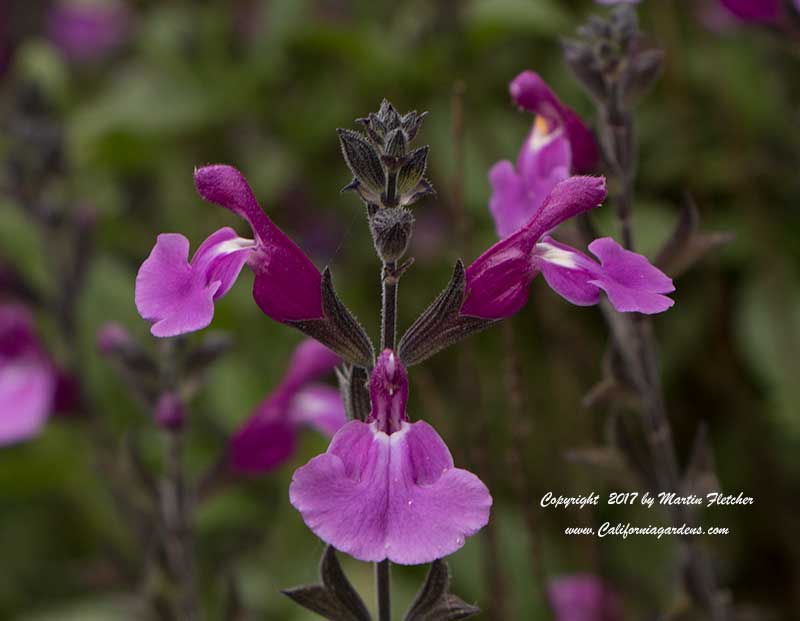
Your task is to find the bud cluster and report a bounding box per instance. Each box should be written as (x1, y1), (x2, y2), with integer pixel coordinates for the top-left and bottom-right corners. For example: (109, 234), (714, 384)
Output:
(563, 6), (663, 115)
(338, 100), (434, 263)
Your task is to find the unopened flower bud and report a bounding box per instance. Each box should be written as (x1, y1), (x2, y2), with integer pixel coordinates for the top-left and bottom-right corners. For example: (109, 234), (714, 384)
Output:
(563, 40), (607, 102)
(376, 99), (401, 129)
(370, 207), (414, 263)
(154, 392), (185, 431)
(97, 322), (132, 354)
(622, 48), (664, 104)
(337, 129), (385, 204)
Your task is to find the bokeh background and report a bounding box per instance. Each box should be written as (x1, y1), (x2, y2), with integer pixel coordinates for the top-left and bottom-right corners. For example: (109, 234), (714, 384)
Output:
(1, 0), (800, 619)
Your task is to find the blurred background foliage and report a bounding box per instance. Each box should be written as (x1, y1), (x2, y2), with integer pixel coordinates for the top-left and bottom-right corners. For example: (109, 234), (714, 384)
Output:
(1, 0), (800, 619)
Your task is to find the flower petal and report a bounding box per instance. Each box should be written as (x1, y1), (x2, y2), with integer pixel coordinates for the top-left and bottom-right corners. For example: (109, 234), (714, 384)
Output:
(516, 123), (571, 205)
(488, 160), (529, 239)
(588, 237), (675, 314)
(289, 420), (491, 565)
(135, 233), (219, 337)
(191, 227), (253, 300)
(461, 224), (538, 319)
(720, 0), (780, 22)
(287, 384), (346, 437)
(534, 238), (602, 306)
(526, 176), (607, 241)
(279, 339), (341, 394)
(0, 360), (55, 446)
(229, 411), (298, 475)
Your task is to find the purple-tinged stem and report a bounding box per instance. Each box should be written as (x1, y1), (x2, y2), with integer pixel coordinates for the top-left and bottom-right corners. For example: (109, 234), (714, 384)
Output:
(161, 428), (198, 620)
(590, 91), (727, 621)
(376, 168), (401, 621)
(158, 341), (198, 620)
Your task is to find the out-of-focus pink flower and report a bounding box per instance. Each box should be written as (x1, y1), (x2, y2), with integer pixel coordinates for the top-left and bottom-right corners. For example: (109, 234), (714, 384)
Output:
(96, 321), (132, 354)
(229, 339), (344, 475)
(0, 304), (57, 445)
(48, 0), (130, 62)
(548, 574), (624, 621)
(719, 0), (781, 23)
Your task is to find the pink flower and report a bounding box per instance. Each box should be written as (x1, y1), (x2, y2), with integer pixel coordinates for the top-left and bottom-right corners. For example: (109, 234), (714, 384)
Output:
(290, 350), (492, 564)
(48, 0), (130, 62)
(548, 574), (624, 621)
(478, 72), (674, 318)
(0, 305), (57, 445)
(229, 339), (345, 474)
(136, 165), (324, 338)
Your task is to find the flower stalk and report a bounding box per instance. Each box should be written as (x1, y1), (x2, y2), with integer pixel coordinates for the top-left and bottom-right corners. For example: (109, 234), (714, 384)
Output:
(567, 6), (727, 618)
(377, 117), (400, 621)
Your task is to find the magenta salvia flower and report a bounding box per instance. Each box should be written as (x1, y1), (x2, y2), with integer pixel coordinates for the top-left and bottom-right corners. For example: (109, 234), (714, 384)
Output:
(136, 165), (324, 338)
(490, 71), (599, 238)
(464, 174), (674, 319)
(230, 338), (344, 474)
(479, 81), (675, 317)
(548, 574), (624, 621)
(289, 350), (491, 565)
(719, 0), (781, 22)
(48, 0), (130, 62)
(0, 304), (57, 446)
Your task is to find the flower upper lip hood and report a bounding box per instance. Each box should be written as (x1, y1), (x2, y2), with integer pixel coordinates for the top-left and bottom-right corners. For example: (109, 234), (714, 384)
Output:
(0, 304), (57, 446)
(289, 348), (492, 565)
(194, 165), (324, 323)
(509, 70), (598, 174)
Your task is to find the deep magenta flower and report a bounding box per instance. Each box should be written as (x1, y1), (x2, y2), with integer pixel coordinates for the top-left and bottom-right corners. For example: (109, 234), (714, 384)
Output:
(48, 0), (130, 62)
(719, 0), (781, 22)
(290, 350), (491, 565)
(230, 338), (345, 475)
(464, 175), (673, 318)
(465, 176), (606, 318)
(0, 304), (57, 446)
(136, 165), (324, 337)
(548, 574), (624, 621)
(491, 71), (598, 238)
(478, 73), (675, 319)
